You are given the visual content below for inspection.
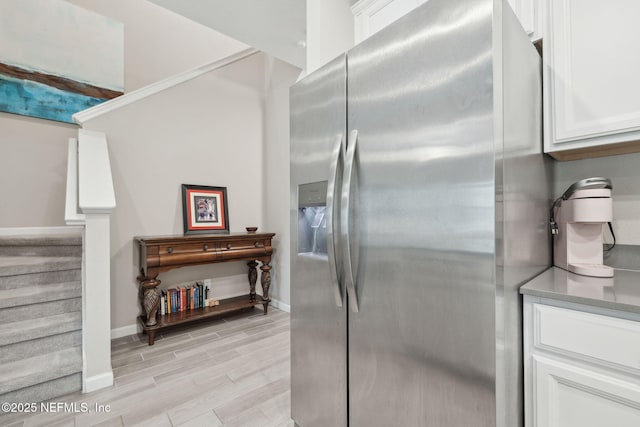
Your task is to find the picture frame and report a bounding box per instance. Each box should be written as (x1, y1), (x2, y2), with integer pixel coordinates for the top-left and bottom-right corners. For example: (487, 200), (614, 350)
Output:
(181, 184), (229, 235)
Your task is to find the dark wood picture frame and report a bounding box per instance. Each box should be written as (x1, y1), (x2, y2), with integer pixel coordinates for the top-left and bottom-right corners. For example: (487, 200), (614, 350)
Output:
(181, 184), (229, 234)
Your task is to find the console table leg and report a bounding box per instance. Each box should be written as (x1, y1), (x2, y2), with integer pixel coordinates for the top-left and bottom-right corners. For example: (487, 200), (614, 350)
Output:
(143, 287), (161, 326)
(247, 260), (258, 302)
(147, 330), (156, 346)
(137, 271), (161, 327)
(260, 263), (272, 315)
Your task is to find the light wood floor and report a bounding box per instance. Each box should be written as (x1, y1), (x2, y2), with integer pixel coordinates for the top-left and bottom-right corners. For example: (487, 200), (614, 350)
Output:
(2, 307), (293, 427)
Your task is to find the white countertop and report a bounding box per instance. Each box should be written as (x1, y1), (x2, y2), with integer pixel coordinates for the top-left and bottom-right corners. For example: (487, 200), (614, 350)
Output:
(520, 267), (640, 314)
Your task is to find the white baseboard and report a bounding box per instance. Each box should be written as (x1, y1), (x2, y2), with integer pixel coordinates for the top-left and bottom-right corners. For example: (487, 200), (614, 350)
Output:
(83, 371), (113, 393)
(269, 298), (290, 313)
(111, 323), (141, 339)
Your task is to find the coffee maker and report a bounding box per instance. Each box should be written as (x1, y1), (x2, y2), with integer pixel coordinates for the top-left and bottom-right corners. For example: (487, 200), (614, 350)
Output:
(551, 177), (614, 278)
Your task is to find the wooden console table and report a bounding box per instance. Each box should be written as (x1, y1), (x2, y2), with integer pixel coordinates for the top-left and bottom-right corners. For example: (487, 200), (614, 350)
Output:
(135, 232), (275, 345)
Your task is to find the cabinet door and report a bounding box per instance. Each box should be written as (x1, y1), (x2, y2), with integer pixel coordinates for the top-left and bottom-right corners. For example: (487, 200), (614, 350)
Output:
(533, 355), (640, 427)
(544, 0), (640, 158)
(507, 0), (541, 40)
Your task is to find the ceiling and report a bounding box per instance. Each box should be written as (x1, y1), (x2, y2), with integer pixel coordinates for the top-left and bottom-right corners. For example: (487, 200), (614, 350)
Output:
(149, 0), (306, 69)
(67, 0), (251, 91)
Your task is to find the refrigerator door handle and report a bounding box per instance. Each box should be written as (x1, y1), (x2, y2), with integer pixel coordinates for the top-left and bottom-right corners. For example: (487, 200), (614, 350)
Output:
(342, 129), (360, 313)
(326, 134), (344, 308)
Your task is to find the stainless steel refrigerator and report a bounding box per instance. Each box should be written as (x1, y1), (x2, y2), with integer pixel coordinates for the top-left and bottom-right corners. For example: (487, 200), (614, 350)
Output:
(290, 0), (551, 426)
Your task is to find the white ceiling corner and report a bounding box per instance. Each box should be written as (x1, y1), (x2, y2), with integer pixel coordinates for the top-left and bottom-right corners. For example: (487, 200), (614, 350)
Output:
(149, 0), (306, 69)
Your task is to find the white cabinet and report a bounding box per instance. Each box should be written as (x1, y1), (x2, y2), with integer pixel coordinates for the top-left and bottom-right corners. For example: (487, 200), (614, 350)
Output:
(543, 0), (640, 159)
(351, 0), (427, 44)
(507, 0), (541, 41)
(533, 356), (640, 427)
(524, 298), (640, 427)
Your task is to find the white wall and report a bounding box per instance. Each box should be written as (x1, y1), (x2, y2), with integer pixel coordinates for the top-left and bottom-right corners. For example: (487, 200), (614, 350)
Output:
(0, 115), (74, 226)
(81, 57), (265, 330)
(306, 0), (354, 74)
(148, 0), (306, 69)
(0, 0), (301, 330)
(554, 152), (640, 245)
(0, 0), (248, 228)
(0, 0), (124, 91)
(263, 58), (303, 310)
(67, 0), (248, 92)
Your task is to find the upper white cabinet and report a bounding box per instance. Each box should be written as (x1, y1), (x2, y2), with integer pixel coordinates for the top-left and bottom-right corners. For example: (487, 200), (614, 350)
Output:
(507, 0), (541, 41)
(544, 0), (640, 159)
(352, 0), (427, 44)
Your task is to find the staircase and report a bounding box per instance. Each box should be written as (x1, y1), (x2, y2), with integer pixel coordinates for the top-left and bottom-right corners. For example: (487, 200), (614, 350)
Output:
(0, 233), (83, 407)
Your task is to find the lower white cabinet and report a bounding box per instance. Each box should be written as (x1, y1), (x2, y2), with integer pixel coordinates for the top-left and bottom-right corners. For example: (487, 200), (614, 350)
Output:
(533, 356), (640, 427)
(524, 298), (640, 427)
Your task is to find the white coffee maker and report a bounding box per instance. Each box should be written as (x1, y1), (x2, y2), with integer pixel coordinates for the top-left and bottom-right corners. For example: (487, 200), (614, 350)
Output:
(551, 177), (614, 278)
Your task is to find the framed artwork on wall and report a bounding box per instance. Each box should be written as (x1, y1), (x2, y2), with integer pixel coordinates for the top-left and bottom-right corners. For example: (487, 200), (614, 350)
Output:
(181, 184), (229, 235)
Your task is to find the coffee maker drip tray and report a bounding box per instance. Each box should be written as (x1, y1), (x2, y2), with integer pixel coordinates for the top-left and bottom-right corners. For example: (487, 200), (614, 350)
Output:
(568, 263), (614, 278)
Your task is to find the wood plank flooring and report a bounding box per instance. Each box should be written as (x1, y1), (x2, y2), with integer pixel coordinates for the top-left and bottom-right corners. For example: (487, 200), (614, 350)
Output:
(1, 307), (293, 427)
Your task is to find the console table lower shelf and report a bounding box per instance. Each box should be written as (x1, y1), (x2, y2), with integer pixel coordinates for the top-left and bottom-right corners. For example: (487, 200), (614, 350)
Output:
(138, 294), (266, 345)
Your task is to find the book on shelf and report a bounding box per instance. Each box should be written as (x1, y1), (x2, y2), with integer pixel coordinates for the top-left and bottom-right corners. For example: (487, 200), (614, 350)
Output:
(160, 291), (166, 316)
(159, 281), (214, 315)
(195, 280), (210, 309)
(195, 281), (202, 309)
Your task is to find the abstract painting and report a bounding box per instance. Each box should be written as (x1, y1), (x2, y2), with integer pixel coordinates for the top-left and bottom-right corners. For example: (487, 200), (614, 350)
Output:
(0, 0), (124, 124)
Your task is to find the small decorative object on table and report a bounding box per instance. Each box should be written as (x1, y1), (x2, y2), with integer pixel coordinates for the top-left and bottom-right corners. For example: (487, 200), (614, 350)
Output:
(246, 227), (258, 233)
(181, 184), (229, 234)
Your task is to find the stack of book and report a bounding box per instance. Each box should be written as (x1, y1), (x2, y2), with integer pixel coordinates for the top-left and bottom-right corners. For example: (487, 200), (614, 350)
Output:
(159, 281), (220, 315)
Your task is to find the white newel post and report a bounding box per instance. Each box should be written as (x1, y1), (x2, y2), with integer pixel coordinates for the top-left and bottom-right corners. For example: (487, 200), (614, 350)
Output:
(77, 129), (116, 392)
(82, 213), (113, 392)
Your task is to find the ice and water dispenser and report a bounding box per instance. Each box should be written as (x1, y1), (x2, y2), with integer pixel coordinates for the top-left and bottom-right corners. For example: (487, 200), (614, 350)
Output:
(298, 181), (328, 256)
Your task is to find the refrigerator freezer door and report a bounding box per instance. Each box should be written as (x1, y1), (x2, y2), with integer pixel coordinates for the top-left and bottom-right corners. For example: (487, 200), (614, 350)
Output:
(290, 55), (347, 427)
(346, 0), (497, 426)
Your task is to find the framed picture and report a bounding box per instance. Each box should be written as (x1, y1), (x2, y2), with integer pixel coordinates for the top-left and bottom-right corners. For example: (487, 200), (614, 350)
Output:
(181, 184), (229, 234)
